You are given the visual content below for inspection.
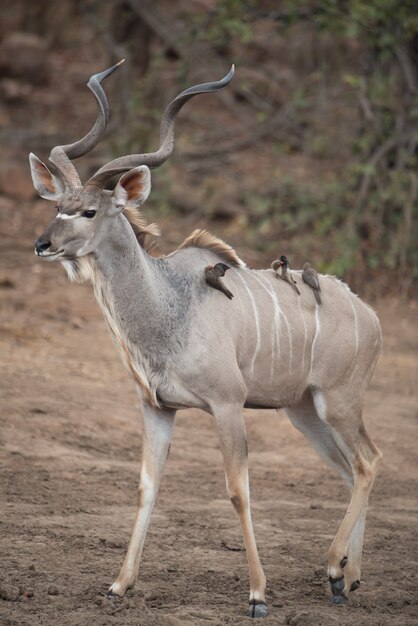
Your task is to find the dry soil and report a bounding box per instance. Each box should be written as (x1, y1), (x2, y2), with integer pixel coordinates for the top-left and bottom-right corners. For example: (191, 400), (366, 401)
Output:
(0, 201), (417, 625)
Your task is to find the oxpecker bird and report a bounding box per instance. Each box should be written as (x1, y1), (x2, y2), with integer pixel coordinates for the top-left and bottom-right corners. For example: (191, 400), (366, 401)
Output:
(204, 263), (234, 300)
(302, 262), (321, 304)
(271, 255), (300, 295)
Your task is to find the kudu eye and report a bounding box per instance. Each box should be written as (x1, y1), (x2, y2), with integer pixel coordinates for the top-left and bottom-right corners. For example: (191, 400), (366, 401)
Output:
(82, 209), (97, 219)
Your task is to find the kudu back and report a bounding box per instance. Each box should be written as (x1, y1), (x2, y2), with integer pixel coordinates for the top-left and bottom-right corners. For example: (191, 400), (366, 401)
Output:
(30, 61), (382, 618)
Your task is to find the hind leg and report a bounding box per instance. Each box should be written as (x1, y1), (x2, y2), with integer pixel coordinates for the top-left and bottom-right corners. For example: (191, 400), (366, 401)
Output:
(326, 419), (382, 602)
(286, 390), (382, 603)
(341, 426), (382, 594)
(286, 390), (353, 488)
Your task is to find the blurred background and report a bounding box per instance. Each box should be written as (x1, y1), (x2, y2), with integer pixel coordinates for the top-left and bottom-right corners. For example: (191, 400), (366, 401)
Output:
(1, 0), (417, 298)
(1, 4), (418, 624)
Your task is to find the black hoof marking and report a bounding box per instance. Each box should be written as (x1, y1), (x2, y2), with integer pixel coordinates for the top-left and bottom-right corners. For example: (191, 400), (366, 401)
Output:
(328, 574), (343, 584)
(248, 600), (268, 618)
(350, 580), (360, 592)
(340, 556), (348, 569)
(330, 594), (348, 605)
(105, 590), (122, 602)
(329, 575), (345, 596)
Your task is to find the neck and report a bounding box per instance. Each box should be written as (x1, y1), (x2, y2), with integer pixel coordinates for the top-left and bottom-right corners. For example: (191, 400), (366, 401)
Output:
(64, 214), (192, 407)
(93, 213), (160, 311)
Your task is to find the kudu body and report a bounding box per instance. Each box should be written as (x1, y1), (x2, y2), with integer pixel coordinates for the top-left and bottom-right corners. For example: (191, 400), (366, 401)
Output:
(30, 62), (382, 617)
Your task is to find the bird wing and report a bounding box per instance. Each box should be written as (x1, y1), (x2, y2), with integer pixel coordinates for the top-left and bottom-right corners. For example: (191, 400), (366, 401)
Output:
(312, 271), (320, 290)
(303, 269), (320, 290)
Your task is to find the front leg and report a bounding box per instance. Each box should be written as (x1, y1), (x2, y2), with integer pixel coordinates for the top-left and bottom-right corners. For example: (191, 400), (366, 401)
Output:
(107, 404), (176, 597)
(212, 403), (267, 618)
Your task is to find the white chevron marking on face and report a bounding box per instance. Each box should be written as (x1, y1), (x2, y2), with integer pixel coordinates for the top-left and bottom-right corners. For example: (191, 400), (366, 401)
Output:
(57, 212), (81, 220)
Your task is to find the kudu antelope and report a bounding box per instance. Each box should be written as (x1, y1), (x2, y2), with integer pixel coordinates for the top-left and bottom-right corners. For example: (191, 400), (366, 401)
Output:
(30, 61), (382, 618)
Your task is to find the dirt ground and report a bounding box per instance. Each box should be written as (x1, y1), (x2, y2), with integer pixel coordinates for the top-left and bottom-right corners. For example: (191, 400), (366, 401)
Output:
(1, 200), (417, 626)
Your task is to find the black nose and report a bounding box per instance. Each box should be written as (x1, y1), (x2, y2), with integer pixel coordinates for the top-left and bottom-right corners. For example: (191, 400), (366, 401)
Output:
(35, 239), (51, 254)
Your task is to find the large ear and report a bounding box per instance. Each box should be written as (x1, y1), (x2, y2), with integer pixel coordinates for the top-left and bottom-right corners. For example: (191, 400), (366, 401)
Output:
(29, 153), (65, 201)
(112, 165), (151, 211)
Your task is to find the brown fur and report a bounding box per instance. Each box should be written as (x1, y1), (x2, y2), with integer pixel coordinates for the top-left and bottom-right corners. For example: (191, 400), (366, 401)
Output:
(122, 170), (148, 199)
(122, 206), (160, 253)
(177, 229), (245, 267)
(32, 158), (58, 193)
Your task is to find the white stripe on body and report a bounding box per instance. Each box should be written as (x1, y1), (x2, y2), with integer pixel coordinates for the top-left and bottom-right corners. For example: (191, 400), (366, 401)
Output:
(251, 272), (293, 374)
(366, 306), (383, 377)
(248, 272), (281, 381)
(365, 302), (382, 349)
(348, 299), (359, 358)
(297, 297), (308, 370)
(309, 304), (320, 378)
(234, 272), (261, 375)
(335, 281), (360, 376)
(340, 282), (382, 381)
(348, 297), (359, 377)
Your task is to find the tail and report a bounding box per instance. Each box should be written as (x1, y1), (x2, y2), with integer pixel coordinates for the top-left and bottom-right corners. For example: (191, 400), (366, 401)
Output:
(314, 289), (321, 305)
(223, 285), (234, 300)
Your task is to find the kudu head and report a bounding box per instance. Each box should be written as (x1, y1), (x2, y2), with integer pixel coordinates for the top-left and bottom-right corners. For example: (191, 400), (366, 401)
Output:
(30, 61), (234, 262)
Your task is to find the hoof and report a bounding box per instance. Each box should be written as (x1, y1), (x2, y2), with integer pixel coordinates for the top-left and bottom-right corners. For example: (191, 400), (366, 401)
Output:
(350, 579), (360, 592)
(248, 600), (268, 618)
(329, 575), (345, 596)
(330, 594), (348, 605)
(105, 590), (123, 602)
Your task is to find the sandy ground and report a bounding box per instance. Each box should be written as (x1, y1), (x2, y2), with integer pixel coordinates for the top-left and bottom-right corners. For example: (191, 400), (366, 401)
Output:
(1, 201), (417, 626)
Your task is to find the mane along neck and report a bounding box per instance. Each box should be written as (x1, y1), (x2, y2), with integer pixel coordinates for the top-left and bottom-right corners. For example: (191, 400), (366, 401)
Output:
(122, 206), (160, 253)
(175, 229), (246, 267)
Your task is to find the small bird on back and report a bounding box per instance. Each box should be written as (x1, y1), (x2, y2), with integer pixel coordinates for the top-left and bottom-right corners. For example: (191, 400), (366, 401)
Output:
(271, 255), (300, 295)
(204, 263), (234, 300)
(302, 262), (321, 304)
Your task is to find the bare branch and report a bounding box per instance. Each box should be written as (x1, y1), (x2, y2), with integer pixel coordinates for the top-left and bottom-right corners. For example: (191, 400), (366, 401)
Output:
(394, 45), (417, 93)
(182, 104), (300, 162)
(354, 135), (399, 213)
(125, 0), (279, 128)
